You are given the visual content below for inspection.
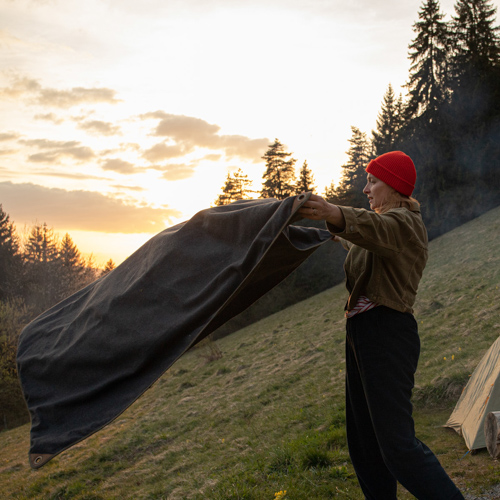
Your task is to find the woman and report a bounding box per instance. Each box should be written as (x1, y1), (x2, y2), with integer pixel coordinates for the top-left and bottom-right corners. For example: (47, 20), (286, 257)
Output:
(298, 151), (464, 500)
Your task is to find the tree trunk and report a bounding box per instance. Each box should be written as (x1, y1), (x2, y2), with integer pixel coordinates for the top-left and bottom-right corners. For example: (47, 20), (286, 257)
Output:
(485, 411), (500, 459)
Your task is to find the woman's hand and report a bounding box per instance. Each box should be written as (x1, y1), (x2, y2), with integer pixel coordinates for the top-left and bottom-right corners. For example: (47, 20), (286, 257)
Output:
(298, 193), (335, 220)
(297, 193), (346, 231)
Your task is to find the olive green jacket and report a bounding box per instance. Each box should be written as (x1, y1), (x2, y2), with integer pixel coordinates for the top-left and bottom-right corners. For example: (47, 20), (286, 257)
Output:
(327, 202), (428, 314)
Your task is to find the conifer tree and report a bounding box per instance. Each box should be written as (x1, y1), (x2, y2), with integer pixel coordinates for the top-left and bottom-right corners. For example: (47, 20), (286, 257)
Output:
(296, 161), (316, 194)
(57, 233), (90, 299)
(323, 181), (337, 203)
(22, 223), (59, 313)
(447, 0), (500, 183)
(326, 127), (371, 208)
(102, 259), (116, 275)
(214, 168), (253, 206)
(406, 0), (450, 119)
(214, 173), (236, 207)
(371, 84), (405, 156)
(448, 0), (500, 119)
(0, 205), (21, 300)
(450, 0), (500, 78)
(24, 223), (58, 264)
(232, 168), (253, 199)
(260, 139), (297, 200)
(59, 233), (82, 269)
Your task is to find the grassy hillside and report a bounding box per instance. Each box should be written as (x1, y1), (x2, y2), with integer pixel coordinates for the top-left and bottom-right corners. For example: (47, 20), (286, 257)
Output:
(1, 206), (499, 499)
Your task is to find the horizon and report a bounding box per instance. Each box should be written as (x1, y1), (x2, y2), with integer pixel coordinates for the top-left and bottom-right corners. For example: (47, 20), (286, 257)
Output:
(1, 0), (499, 265)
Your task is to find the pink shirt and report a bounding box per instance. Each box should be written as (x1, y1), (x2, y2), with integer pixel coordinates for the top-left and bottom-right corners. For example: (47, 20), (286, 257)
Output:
(345, 295), (378, 318)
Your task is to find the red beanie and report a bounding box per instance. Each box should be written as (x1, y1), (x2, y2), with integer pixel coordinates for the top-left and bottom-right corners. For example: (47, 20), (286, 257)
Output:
(366, 151), (416, 196)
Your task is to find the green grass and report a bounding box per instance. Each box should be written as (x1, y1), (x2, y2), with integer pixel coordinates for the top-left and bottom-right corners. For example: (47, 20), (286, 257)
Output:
(1, 207), (500, 499)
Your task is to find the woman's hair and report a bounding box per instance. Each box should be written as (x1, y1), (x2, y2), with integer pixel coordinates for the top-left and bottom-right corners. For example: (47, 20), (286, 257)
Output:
(376, 189), (420, 214)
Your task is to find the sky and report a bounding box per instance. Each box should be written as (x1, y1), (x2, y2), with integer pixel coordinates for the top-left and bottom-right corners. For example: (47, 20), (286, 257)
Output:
(1, 0), (499, 265)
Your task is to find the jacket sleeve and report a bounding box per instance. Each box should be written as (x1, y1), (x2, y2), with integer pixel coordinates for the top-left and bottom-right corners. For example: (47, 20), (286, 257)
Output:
(326, 206), (417, 258)
(337, 237), (352, 251)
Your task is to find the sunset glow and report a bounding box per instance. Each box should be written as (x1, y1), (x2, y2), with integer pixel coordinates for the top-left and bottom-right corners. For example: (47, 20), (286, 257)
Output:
(1, 0), (497, 264)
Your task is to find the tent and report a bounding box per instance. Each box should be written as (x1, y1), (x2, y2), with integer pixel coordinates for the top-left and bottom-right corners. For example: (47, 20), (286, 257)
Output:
(445, 335), (500, 450)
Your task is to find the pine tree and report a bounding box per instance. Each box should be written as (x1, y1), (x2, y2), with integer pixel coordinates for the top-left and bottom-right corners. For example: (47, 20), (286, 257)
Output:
(326, 127), (371, 208)
(296, 161), (316, 194)
(372, 84), (405, 156)
(232, 168), (253, 199)
(451, 0), (500, 77)
(214, 173), (234, 206)
(0, 205), (21, 300)
(102, 259), (116, 276)
(448, 0), (500, 119)
(447, 0), (500, 183)
(214, 168), (253, 206)
(57, 233), (89, 299)
(260, 139), (297, 200)
(24, 223), (58, 264)
(22, 223), (59, 313)
(406, 0), (450, 119)
(323, 181), (337, 203)
(59, 233), (82, 268)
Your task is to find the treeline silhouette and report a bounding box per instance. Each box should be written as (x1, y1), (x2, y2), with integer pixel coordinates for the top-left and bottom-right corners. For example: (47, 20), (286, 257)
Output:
(1, 0), (500, 429)
(210, 0), (500, 334)
(217, 0), (500, 240)
(0, 210), (115, 429)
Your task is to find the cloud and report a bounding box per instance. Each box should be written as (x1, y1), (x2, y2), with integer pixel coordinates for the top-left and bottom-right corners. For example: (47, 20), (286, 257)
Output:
(0, 182), (180, 233)
(0, 148), (18, 156)
(27, 148), (95, 163)
(21, 138), (80, 148)
(38, 87), (120, 108)
(0, 132), (20, 142)
(0, 76), (40, 98)
(112, 184), (146, 192)
(218, 135), (269, 161)
(203, 153), (222, 161)
(157, 163), (197, 181)
(122, 142), (141, 151)
(143, 161), (196, 181)
(101, 158), (136, 174)
(140, 111), (269, 162)
(20, 138), (96, 163)
(76, 119), (122, 136)
(27, 171), (110, 181)
(145, 111), (220, 143)
(142, 142), (189, 162)
(0, 76), (121, 108)
(34, 113), (65, 124)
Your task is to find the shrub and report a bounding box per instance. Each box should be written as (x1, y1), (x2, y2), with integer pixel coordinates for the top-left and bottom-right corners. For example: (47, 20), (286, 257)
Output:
(0, 298), (30, 429)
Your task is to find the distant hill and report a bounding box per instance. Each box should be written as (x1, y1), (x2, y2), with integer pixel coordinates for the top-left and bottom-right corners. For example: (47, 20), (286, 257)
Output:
(1, 206), (499, 499)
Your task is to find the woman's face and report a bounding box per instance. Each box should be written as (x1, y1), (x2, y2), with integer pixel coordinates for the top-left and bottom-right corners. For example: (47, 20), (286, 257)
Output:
(363, 173), (394, 211)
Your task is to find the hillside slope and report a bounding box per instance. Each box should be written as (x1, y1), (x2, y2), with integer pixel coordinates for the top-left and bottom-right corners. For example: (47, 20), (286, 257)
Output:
(1, 206), (499, 499)
(413, 205), (500, 401)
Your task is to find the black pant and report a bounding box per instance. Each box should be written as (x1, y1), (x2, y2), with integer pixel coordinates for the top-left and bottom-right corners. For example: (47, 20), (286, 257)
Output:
(345, 307), (464, 500)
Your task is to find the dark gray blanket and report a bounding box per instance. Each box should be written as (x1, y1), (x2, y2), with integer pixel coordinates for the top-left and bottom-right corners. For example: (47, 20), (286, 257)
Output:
(17, 194), (332, 469)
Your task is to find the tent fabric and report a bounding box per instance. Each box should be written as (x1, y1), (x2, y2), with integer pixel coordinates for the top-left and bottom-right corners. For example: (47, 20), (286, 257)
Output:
(445, 335), (500, 450)
(17, 194), (332, 469)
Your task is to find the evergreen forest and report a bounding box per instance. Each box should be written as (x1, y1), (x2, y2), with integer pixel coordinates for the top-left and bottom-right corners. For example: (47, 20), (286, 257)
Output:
(217, 0), (500, 240)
